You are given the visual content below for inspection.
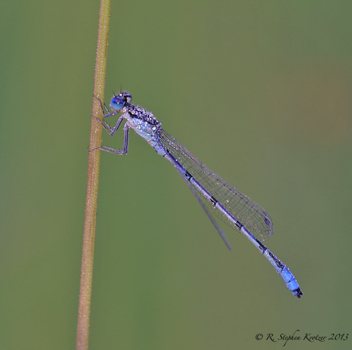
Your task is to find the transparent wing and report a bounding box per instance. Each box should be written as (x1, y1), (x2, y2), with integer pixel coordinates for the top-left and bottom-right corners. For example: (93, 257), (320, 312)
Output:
(171, 159), (232, 251)
(159, 129), (274, 241)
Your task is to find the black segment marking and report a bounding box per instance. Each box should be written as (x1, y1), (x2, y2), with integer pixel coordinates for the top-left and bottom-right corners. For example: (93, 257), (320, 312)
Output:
(185, 170), (192, 181)
(268, 250), (285, 269)
(255, 238), (266, 253)
(235, 220), (243, 230)
(210, 196), (218, 206)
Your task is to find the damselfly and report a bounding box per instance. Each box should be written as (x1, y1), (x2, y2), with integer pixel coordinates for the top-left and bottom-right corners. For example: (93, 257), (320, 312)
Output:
(92, 92), (303, 298)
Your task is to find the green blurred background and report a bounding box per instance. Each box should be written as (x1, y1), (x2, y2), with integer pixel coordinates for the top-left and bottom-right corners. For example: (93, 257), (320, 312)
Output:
(1, 1), (352, 349)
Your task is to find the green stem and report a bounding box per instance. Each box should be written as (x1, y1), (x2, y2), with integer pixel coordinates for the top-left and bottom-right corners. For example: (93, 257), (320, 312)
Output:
(76, 1), (111, 349)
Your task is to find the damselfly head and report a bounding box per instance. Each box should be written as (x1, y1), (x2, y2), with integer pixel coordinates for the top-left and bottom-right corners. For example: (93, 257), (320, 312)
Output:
(110, 92), (132, 111)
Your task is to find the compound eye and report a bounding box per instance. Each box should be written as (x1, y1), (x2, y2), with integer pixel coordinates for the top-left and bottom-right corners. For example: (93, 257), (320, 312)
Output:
(110, 92), (132, 111)
(110, 95), (125, 111)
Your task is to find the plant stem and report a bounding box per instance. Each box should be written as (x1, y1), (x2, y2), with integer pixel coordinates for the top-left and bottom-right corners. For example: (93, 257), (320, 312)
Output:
(76, 1), (111, 349)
